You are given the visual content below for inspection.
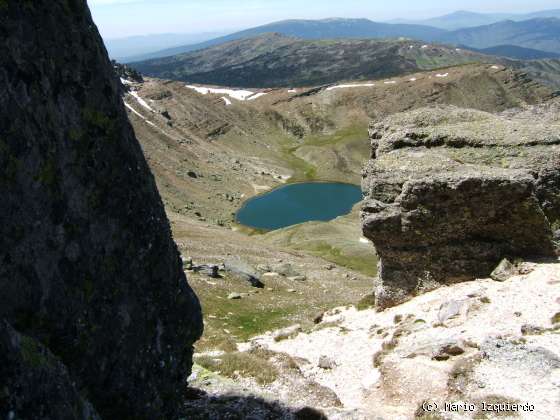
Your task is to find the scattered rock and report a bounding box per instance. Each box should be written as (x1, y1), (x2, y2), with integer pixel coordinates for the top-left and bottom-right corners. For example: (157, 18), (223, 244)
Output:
(224, 259), (265, 288)
(274, 262), (301, 278)
(182, 256), (194, 270)
(262, 272), (280, 279)
(491, 258), (518, 282)
(273, 325), (302, 342)
(288, 275), (307, 282)
(287, 289), (297, 293)
(521, 324), (546, 335)
(193, 264), (220, 278)
(437, 299), (466, 324)
(432, 340), (466, 361)
(312, 312), (325, 324)
(318, 356), (337, 370)
(257, 264), (272, 273)
(228, 293), (242, 300)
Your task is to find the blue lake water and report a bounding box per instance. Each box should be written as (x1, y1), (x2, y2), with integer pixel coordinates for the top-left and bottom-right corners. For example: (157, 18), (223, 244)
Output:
(236, 182), (362, 231)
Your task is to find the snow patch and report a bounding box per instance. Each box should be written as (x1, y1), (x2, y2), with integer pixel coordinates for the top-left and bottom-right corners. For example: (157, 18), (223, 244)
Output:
(124, 101), (180, 142)
(409, 77), (417, 82)
(421, 45), (429, 49)
(288, 89), (298, 93)
(436, 73), (449, 78)
(359, 237), (370, 244)
(129, 90), (154, 112)
(326, 83), (375, 91)
(120, 77), (133, 85)
(124, 102), (145, 119)
(491, 65), (500, 69)
(221, 96), (232, 106)
(186, 85), (256, 101)
(384, 81), (396, 85)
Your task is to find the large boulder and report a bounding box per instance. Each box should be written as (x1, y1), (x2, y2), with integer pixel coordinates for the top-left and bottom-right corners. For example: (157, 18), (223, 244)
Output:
(362, 104), (560, 308)
(0, 1), (202, 418)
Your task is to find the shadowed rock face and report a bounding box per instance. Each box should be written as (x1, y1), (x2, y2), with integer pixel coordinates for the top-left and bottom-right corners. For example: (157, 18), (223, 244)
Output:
(362, 104), (560, 309)
(0, 1), (202, 418)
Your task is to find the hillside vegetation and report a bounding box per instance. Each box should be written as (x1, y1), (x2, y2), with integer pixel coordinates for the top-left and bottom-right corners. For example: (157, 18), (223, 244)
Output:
(133, 34), (491, 87)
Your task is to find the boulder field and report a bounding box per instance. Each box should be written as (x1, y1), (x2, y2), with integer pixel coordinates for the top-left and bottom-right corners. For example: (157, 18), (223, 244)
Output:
(362, 103), (560, 308)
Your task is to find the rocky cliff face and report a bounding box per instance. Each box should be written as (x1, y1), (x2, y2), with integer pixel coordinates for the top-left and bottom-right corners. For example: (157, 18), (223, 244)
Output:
(0, 1), (202, 419)
(362, 103), (560, 308)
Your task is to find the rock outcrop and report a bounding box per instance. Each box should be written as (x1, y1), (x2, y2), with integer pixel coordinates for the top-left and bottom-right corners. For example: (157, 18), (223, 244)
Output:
(0, 1), (202, 418)
(362, 103), (560, 308)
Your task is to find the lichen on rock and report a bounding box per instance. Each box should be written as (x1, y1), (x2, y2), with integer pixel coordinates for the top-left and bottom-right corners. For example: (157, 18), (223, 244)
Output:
(0, 0), (202, 418)
(361, 104), (560, 308)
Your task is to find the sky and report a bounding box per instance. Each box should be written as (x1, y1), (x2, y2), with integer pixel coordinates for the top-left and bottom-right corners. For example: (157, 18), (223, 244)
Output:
(87, 0), (560, 39)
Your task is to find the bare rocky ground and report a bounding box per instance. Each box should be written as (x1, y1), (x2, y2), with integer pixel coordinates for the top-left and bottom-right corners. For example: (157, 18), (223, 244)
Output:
(188, 261), (560, 419)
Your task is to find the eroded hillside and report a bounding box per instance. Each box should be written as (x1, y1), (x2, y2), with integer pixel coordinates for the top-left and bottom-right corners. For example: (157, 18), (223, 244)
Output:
(124, 63), (553, 225)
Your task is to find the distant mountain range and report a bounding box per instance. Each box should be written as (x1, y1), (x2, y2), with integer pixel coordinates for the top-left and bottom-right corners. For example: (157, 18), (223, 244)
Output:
(438, 18), (560, 55)
(123, 18), (447, 63)
(119, 9), (560, 63)
(467, 45), (560, 60)
(391, 9), (560, 30)
(123, 14), (560, 66)
(131, 33), (492, 88)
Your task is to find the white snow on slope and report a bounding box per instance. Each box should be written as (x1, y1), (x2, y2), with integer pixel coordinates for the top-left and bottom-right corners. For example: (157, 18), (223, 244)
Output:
(129, 90), (154, 112)
(288, 89), (298, 93)
(124, 102), (173, 135)
(120, 77), (133, 85)
(436, 73), (449, 78)
(186, 85), (256, 101)
(221, 96), (232, 106)
(124, 102), (145, 119)
(384, 81), (396, 85)
(491, 65), (500, 69)
(409, 78), (417, 82)
(326, 83), (375, 91)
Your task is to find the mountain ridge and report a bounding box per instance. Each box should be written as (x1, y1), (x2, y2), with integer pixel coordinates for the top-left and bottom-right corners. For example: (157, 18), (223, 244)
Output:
(131, 33), (491, 88)
(438, 17), (560, 54)
(391, 8), (560, 30)
(124, 18), (447, 63)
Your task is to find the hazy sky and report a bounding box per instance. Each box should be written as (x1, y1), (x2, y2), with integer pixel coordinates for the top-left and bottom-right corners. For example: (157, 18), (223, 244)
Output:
(88, 0), (560, 39)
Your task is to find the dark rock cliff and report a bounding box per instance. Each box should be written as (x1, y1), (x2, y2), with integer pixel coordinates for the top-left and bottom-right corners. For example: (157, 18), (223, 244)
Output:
(362, 104), (560, 309)
(0, 1), (203, 419)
